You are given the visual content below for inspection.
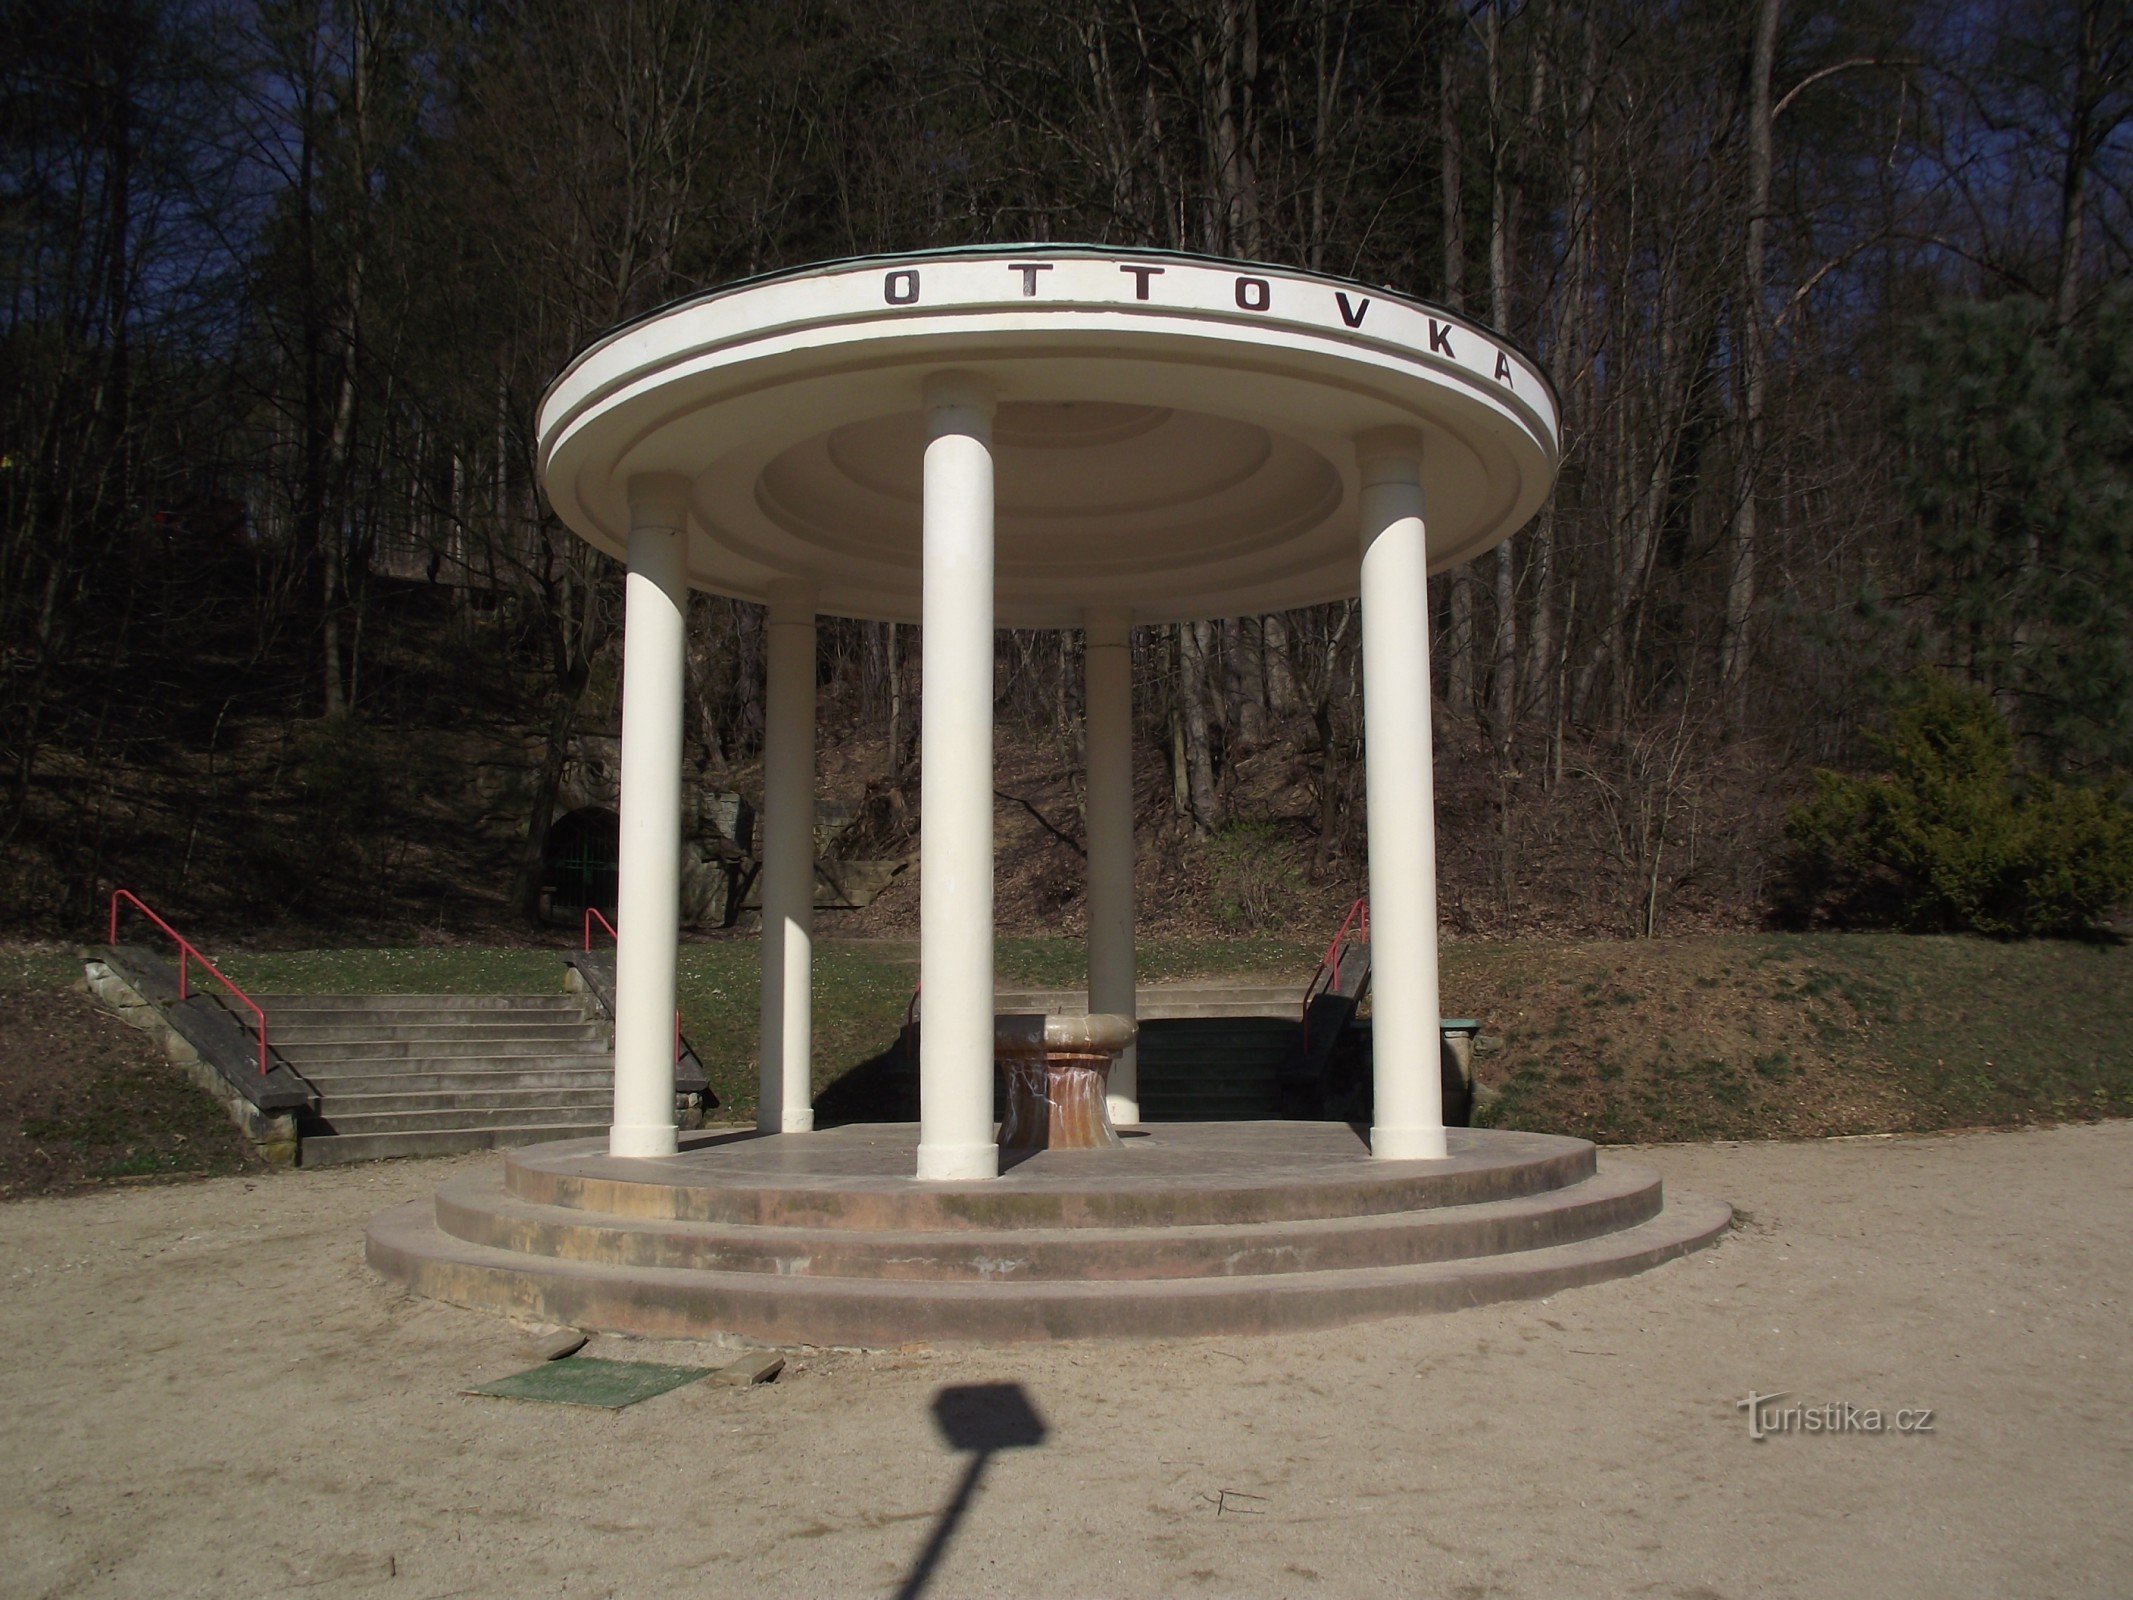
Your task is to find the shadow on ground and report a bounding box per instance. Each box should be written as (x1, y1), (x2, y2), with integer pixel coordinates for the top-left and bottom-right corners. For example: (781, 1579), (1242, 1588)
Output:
(893, 1383), (1049, 1600)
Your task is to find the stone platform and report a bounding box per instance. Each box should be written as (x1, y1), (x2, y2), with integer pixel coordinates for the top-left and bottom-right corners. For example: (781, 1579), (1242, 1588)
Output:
(366, 1123), (1729, 1345)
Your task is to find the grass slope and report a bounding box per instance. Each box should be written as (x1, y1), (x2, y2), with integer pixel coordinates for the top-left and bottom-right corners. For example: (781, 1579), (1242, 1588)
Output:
(217, 932), (2133, 1140)
(1453, 933), (2133, 1141)
(0, 946), (262, 1196)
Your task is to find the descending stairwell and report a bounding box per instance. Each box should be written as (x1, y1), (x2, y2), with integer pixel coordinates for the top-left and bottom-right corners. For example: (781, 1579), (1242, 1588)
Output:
(993, 984), (1300, 1121)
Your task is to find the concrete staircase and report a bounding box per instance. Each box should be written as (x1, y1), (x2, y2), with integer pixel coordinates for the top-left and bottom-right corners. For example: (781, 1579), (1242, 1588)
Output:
(994, 985), (1300, 1121)
(259, 994), (616, 1166)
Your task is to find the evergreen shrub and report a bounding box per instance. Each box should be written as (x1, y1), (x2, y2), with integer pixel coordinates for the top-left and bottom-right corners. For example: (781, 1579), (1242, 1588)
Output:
(1785, 674), (2133, 935)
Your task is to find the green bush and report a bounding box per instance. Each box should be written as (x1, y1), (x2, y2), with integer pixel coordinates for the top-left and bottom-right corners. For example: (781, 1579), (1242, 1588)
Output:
(1786, 674), (2133, 935)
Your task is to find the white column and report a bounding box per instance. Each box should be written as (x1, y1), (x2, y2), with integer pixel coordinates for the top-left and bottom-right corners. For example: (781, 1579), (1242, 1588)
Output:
(915, 372), (1000, 1182)
(758, 578), (818, 1135)
(1356, 430), (1449, 1161)
(610, 473), (691, 1159)
(1084, 605), (1139, 1125)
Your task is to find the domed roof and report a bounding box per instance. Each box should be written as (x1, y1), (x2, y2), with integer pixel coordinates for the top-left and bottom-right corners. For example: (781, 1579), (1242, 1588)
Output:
(537, 246), (1559, 627)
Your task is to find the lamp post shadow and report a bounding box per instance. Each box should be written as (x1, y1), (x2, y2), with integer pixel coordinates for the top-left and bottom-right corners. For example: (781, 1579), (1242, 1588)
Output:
(892, 1382), (1049, 1600)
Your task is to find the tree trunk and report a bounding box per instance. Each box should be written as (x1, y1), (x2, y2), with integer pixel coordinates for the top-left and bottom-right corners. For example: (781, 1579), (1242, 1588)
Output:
(1532, 11), (1597, 754)
(2052, 0), (2110, 330)
(512, 665), (589, 920)
(1264, 611), (1300, 715)
(1483, 0), (1518, 747)
(1179, 620), (1223, 831)
(1203, 0), (1264, 256)
(886, 620), (905, 784)
(1721, 0), (1780, 728)
(1438, 12), (1477, 717)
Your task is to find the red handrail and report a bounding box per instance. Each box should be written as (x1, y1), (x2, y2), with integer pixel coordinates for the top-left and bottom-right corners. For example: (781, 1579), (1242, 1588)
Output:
(1300, 896), (1369, 1053)
(107, 890), (271, 1077)
(582, 909), (680, 1064)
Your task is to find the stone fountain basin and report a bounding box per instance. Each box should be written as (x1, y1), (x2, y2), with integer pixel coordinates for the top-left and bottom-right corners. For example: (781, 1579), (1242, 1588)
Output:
(996, 1012), (1137, 1152)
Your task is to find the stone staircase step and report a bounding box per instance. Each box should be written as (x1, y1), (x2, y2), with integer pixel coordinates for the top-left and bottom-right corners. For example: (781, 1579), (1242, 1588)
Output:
(996, 987), (1300, 1020)
(1143, 1003), (1297, 1018)
(429, 1161), (1665, 1280)
(245, 986), (619, 1162)
(319, 1104), (621, 1136)
(276, 1034), (608, 1061)
(507, 1127), (1596, 1229)
(267, 1006), (592, 1029)
(292, 1064), (614, 1093)
(305, 1122), (608, 1167)
(273, 1028), (610, 1053)
(322, 1086), (615, 1115)
(251, 993), (589, 1013)
(368, 1186), (1731, 1343)
(995, 985), (1296, 1001)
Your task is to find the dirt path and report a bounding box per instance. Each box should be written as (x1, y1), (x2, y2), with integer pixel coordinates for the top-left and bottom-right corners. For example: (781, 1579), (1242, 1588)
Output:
(2, 1124), (2128, 1599)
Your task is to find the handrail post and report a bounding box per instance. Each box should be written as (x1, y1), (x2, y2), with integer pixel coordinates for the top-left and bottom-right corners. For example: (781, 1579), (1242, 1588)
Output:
(1300, 897), (1368, 1054)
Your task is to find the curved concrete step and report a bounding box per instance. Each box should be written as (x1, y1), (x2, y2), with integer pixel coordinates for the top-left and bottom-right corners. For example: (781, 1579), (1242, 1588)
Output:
(501, 1127), (1598, 1230)
(430, 1161), (1665, 1281)
(367, 1188), (1730, 1344)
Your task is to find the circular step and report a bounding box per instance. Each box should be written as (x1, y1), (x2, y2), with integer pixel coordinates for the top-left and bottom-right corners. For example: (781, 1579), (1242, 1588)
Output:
(367, 1123), (1729, 1344)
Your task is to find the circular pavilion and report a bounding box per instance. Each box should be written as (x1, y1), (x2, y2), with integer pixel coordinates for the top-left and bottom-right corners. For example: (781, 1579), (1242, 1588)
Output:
(367, 246), (1728, 1341)
(544, 243), (1556, 1177)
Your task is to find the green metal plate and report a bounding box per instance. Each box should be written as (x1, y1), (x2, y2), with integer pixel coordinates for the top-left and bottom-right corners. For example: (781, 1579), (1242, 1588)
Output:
(466, 1357), (709, 1410)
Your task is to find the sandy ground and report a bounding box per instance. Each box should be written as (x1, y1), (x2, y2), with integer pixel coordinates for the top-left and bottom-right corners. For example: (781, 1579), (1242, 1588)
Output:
(1, 1124), (2129, 1600)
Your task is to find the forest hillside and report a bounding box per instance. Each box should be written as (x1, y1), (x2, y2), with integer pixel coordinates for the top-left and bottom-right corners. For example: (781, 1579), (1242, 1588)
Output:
(5, 0), (2129, 944)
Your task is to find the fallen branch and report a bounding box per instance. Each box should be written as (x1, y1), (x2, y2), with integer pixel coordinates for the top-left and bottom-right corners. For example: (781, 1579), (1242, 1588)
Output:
(995, 789), (1085, 858)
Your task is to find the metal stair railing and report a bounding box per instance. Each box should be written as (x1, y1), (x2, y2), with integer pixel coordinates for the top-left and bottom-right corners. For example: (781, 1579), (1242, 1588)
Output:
(108, 890), (272, 1077)
(582, 909), (684, 1065)
(1300, 896), (1370, 1057)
